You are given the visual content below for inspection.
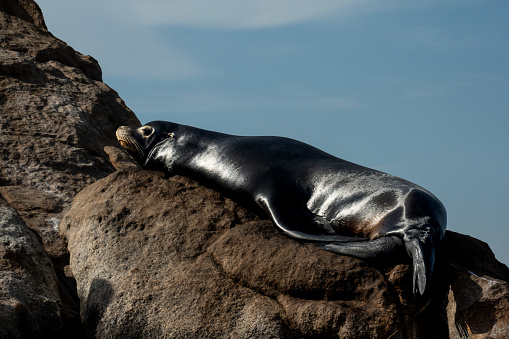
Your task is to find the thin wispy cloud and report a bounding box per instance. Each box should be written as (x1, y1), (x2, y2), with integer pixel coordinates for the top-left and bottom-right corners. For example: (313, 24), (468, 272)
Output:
(128, 0), (378, 30)
(40, 0), (459, 82)
(386, 25), (487, 51)
(97, 29), (202, 81)
(126, 0), (457, 30)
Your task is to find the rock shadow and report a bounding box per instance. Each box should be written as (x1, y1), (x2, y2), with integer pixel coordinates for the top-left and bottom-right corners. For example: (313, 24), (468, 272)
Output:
(83, 278), (114, 338)
(82, 278), (162, 337)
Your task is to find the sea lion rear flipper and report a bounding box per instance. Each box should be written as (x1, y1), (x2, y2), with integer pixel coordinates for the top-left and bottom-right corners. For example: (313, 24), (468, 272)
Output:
(319, 236), (402, 259)
(256, 195), (367, 243)
(405, 236), (435, 296)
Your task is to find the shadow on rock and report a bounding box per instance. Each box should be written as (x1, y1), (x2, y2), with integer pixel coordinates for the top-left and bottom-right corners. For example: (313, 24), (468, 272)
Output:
(82, 277), (163, 338)
(83, 278), (114, 338)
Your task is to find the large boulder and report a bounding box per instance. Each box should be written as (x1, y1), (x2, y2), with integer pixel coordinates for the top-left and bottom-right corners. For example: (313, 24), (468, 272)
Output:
(60, 169), (509, 338)
(60, 170), (400, 338)
(441, 232), (509, 338)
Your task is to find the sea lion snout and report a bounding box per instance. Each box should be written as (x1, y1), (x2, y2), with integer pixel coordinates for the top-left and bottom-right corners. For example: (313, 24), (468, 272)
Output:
(116, 126), (145, 162)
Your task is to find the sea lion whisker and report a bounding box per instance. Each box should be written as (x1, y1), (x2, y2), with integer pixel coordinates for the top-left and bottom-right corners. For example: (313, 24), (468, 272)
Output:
(116, 131), (145, 160)
(126, 138), (145, 160)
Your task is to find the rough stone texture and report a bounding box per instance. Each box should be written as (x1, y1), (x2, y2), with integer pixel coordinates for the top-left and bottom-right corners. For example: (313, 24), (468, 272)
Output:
(60, 170), (398, 338)
(441, 232), (509, 338)
(0, 0), (140, 259)
(0, 197), (81, 338)
(60, 170), (509, 338)
(0, 0), (47, 30)
(0, 185), (67, 265)
(1, 1), (139, 337)
(103, 146), (142, 171)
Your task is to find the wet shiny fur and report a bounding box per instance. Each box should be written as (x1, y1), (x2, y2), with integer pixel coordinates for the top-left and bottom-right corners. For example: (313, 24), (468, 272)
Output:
(117, 121), (447, 295)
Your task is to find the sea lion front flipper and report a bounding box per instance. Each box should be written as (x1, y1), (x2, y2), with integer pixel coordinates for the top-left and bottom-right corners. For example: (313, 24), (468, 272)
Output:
(256, 194), (367, 243)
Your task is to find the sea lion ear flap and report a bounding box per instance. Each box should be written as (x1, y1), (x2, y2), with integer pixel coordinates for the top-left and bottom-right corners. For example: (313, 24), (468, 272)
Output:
(405, 238), (428, 296)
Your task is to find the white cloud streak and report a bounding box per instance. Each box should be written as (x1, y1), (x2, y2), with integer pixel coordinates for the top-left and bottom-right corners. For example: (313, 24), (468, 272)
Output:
(127, 0), (374, 30)
(126, 0), (458, 30)
(38, 0), (462, 82)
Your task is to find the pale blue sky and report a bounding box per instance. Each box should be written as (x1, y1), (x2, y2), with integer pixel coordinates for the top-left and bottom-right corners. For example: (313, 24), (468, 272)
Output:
(38, 0), (509, 265)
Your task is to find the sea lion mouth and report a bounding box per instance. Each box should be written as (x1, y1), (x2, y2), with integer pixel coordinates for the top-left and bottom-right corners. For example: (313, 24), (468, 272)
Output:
(116, 127), (145, 161)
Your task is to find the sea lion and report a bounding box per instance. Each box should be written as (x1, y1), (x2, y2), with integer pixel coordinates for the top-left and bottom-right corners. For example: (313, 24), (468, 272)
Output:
(116, 121), (447, 295)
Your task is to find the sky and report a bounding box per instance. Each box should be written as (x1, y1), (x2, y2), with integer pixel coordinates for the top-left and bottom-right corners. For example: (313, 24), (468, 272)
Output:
(38, 0), (508, 265)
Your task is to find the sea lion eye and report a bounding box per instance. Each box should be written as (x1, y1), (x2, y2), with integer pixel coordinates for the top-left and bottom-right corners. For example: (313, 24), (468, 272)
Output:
(139, 126), (154, 137)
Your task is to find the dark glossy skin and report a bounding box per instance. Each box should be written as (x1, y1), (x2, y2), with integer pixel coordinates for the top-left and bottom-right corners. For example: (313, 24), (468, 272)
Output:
(116, 121), (447, 295)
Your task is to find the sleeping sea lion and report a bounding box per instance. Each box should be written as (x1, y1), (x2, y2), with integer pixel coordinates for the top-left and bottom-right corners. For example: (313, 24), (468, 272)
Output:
(116, 121), (447, 295)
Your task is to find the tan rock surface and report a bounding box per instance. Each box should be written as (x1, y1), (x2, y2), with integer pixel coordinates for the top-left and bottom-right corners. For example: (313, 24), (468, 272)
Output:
(1, 1), (139, 337)
(60, 169), (509, 338)
(60, 170), (404, 338)
(0, 0), (139, 258)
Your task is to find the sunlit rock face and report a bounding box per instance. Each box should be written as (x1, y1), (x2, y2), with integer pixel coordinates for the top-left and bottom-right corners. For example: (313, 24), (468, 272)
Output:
(1, 0), (138, 336)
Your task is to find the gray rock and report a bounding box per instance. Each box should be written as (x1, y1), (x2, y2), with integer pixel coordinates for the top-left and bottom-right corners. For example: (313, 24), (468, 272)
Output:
(0, 197), (81, 338)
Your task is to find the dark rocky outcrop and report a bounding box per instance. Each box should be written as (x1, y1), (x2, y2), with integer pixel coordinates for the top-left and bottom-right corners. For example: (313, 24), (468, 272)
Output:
(1, 0), (139, 337)
(1, 1), (508, 338)
(0, 0), (139, 259)
(441, 232), (509, 338)
(0, 0), (46, 30)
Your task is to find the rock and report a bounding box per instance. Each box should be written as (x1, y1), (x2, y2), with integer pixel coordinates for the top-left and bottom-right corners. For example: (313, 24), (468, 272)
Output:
(60, 169), (508, 338)
(0, 0), (47, 30)
(0, 197), (82, 338)
(0, 185), (68, 266)
(0, 0), (140, 256)
(60, 170), (292, 338)
(1, 0), (139, 337)
(103, 146), (141, 171)
(441, 232), (509, 338)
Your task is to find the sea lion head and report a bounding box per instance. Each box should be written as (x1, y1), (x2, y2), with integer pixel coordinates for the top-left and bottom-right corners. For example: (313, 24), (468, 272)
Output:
(116, 122), (174, 165)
